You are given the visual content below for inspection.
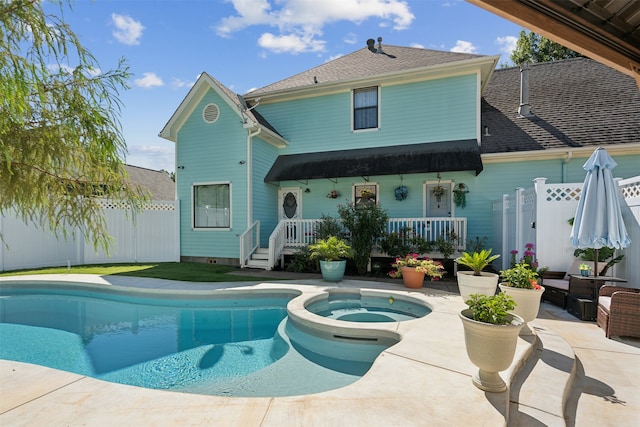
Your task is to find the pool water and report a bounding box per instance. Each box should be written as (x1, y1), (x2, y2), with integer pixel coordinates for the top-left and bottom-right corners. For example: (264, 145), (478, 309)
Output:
(0, 287), (395, 397)
(306, 292), (431, 322)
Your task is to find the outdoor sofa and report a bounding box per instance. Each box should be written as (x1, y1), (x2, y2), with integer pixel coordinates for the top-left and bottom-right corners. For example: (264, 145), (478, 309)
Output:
(540, 260), (606, 308)
(597, 285), (640, 338)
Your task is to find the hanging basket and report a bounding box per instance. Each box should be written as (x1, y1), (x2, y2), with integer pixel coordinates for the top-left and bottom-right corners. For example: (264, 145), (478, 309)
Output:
(453, 183), (469, 208)
(394, 185), (408, 201)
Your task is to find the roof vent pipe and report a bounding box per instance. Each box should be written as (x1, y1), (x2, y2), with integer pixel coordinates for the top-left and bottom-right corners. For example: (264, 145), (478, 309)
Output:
(518, 62), (534, 118)
(376, 37), (383, 53)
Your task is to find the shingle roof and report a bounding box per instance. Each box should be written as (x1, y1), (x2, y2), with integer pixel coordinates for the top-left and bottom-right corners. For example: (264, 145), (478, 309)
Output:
(480, 58), (640, 154)
(124, 165), (175, 201)
(246, 45), (487, 95)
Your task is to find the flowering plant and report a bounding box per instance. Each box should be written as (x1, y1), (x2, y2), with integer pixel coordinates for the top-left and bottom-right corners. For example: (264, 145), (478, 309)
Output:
(360, 188), (374, 197)
(579, 263), (591, 271)
(389, 253), (445, 280)
(510, 243), (547, 275)
(432, 185), (446, 197)
(499, 262), (541, 289)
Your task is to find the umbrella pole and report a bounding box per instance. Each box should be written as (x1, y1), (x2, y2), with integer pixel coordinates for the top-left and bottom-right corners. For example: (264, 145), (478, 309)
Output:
(594, 249), (599, 277)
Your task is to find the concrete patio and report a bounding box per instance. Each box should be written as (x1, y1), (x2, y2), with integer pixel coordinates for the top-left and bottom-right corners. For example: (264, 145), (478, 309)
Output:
(0, 272), (638, 426)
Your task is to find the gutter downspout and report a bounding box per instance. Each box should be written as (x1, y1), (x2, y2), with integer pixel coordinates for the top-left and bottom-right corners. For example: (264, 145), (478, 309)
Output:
(247, 126), (261, 229)
(562, 151), (572, 183)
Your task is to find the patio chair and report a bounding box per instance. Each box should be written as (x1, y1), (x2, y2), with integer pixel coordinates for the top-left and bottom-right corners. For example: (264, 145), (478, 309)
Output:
(597, 285), (640, 339)
(541, 260), (606, 308)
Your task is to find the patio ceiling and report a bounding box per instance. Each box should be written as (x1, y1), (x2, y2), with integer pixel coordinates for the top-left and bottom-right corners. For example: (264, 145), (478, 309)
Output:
(467, 0), (640, 88)
(264, 139), (483, 182)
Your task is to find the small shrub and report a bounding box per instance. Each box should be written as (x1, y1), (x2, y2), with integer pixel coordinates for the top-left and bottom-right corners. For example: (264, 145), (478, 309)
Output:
(314, 214), (344, 241)
(465, 293), (517, 325)
(285, 247), (317, 273)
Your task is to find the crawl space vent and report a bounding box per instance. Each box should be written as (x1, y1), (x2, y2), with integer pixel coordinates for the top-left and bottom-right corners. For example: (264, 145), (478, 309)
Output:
(203, 103), (220, 124)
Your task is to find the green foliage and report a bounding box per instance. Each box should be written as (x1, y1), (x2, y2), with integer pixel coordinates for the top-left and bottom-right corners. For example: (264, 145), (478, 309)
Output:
(573, 247), (624, 276)
(456, 249), (500, 276)
(0, 0), (147, 252)
(285, 247), (318, 273)
(499, 262), (540, 289)
(434, 231), (458, 260)
(308, 236), (354, 261)
(466, 236), (488, 253)
(338, 202), (389, 275)
(379, 227), (433, 257)
(465, 293), (517, 325)
(511, 30), (582, 65)
(314, 214), (344, 241)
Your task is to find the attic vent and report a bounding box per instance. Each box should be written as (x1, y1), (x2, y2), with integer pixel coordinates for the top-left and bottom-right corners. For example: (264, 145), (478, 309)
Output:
(203, 103), (220, 124)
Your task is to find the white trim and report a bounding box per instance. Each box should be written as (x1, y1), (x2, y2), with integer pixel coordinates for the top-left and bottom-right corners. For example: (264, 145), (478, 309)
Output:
(351, 86), (380, 132)
(191, 181), (232, 231)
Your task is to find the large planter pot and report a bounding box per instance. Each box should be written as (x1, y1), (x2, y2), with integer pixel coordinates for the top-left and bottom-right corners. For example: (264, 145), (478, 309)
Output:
(401, 267), (425, 288)
(457, 271), (499, 301)
(459, 309), (525, 392)
(319, 260), (347, 282)
(498, 284), (545, 336)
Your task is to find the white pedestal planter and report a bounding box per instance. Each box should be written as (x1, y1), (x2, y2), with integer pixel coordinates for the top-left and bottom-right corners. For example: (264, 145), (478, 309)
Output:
(459, 309), (524, 392)
(498, 284), (545, 336)
(457, 271), (499, 301)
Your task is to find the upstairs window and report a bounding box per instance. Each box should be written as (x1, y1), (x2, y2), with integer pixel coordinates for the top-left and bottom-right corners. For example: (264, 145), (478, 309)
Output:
(193, 183), (230, 229)
(353, 87), (378, 130)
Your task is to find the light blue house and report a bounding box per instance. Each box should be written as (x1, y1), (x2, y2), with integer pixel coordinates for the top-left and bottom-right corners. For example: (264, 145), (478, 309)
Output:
(159, 40), (640, 270)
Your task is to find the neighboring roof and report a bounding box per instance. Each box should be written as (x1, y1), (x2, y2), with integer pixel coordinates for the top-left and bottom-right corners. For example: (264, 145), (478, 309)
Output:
(264, 140), (483, 182)
(467, 0), (640, 87)
(480, 58), (640, 154)
(124, 165), (175, 201)
(246, 44), (497, 97)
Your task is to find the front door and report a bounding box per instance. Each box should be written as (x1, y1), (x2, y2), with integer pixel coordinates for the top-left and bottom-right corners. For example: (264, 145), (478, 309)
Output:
(279, 188), (301, 243)
(425, 182), (452, 217)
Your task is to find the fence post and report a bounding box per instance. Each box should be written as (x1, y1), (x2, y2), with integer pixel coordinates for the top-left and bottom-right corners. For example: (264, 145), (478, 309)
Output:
(515, 187), (525, 263)
(501, 194), (509, 270)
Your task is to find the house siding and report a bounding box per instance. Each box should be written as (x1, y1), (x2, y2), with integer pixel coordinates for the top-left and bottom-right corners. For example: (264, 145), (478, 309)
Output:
(252, 138), (279, 243)
(176, 89), (248, 259)
(257, 74), (478, 154)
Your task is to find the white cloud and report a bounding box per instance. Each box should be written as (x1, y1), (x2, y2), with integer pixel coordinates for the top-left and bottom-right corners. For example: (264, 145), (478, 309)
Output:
(410, 42), (424, 49)
(134, 72), (164, 88)
(450, 40), (477, 54)
(496, 35), (518, 58)
(344, 33), (358, 45)
(47, 63), (102, 77)
(258, 32), (325, 54)
(128, 144), (174, 172)
(111, 13), (144, 46)
(215, 0), (415, 54)
(171, 77), (196, 89)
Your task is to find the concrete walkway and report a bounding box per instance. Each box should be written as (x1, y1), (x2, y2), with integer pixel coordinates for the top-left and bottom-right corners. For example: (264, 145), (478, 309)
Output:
(0, 272), (638, 426)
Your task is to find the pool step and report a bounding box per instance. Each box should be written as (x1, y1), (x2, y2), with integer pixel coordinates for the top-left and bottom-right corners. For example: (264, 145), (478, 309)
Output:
(508, 323), (577, 426)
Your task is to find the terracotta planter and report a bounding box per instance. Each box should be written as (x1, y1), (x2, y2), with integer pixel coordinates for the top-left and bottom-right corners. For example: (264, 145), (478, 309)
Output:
(401, 267), (425, 288)
(498, 284), (545, 336)
(457, 271), (499, 301)
(459, 309), (524, 392)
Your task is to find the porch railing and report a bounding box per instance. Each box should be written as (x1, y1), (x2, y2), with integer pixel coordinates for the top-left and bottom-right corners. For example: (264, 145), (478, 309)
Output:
(265, 217), (467, 270)
(239, 220), (260, 268)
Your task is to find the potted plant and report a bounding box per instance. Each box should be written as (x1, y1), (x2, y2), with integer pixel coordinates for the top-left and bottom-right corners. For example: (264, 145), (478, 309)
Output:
(309, 236), (354, 282)
(498, 262), (545, 335)
(388, 253), (445, 288)
(459, 293), (524, 392)
(579, 263), (591, 277)
(456, 249), (501, 300)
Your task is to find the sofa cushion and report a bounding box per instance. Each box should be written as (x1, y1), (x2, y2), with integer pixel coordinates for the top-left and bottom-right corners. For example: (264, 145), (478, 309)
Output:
(563, 260), (606, 280)
(544, 278), (570, 291)
(598, 296), (611, 311)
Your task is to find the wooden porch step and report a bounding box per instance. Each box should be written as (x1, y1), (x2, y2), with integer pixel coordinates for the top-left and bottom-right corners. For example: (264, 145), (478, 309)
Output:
(246, 259), (269, 269)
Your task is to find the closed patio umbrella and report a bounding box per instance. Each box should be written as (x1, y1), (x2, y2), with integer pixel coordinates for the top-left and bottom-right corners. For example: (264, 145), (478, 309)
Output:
(570, 147), (631, 276)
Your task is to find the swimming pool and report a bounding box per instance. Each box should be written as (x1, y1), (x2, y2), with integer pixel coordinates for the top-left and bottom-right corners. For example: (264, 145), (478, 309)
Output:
(0, 284), (421, 397)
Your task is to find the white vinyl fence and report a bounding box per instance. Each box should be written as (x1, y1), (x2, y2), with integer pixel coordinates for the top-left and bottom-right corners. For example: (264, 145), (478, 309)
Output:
(493, 176), (640, 287)
(0, 200), (179, 272)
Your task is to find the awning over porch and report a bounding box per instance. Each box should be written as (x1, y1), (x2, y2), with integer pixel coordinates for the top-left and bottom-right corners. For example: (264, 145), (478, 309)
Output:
(264, 139), (483, 182)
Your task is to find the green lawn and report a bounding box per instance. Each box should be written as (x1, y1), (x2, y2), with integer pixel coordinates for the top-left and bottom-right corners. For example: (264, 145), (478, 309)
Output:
(0, 262), (276, 283)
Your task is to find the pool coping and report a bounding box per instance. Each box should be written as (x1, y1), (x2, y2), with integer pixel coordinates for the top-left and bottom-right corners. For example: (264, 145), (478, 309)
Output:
(0, 274), (535, 426)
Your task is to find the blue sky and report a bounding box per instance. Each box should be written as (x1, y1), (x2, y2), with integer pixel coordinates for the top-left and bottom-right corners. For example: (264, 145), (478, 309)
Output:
(44, 0), (526, 172)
